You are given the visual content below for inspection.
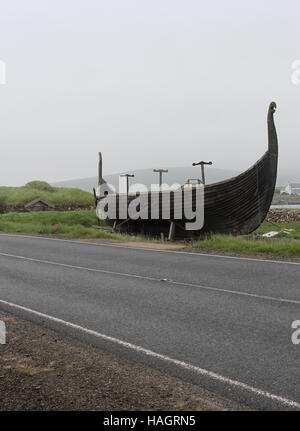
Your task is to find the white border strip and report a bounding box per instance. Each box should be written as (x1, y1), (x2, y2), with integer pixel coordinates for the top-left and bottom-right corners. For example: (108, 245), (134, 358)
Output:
(0, 298), (299, 410)
(1, 251), (300, 306)
(1, 232), (300, 266)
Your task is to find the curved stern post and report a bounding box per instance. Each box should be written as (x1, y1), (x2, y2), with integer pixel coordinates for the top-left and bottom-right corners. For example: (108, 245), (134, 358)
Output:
(268, 102), (278, 158)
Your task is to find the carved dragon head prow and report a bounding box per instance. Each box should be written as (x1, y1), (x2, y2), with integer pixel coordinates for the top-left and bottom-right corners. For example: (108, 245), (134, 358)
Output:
(269, 101), (277, 115)
(267, 102), (278, 157)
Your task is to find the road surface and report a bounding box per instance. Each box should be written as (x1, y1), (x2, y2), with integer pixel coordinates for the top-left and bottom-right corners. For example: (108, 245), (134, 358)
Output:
(0, 233), (300, 410)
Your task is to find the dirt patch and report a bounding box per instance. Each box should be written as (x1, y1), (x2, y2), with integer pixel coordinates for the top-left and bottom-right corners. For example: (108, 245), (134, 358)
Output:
(0, 311), (247, 411)
(69, 237), (300, 262)
(79, 238), (184, 250)
(188, 247), (300, 263)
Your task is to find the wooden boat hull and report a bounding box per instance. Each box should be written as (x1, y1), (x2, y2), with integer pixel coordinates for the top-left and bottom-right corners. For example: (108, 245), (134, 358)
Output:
(96, 102), (278, 239)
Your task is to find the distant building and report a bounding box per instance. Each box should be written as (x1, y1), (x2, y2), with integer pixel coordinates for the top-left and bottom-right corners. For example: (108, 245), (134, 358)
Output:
(24, 198), (55, 211)
(280, 183), (300, 196)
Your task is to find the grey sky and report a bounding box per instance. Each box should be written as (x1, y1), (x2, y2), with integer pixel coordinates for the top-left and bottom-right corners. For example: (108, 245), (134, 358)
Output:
(0, 0), (299, 186)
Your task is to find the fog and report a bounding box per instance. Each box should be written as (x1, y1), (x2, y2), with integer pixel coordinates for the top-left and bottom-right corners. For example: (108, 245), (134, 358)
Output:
(0, 0), (299, 185)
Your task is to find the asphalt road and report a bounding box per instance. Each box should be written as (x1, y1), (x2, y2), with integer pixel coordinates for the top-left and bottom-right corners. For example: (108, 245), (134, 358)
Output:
(0, 233), (300, 410)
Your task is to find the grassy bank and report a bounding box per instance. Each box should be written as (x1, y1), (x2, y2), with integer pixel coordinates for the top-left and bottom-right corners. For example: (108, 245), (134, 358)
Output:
(255, 220), (300, 239)
(1, 208), (300, 259)
(190, 213), (300, 258)
(190, 234), (300, 258)
(0, 181), (94, 211)
(0, 210), (127, 240)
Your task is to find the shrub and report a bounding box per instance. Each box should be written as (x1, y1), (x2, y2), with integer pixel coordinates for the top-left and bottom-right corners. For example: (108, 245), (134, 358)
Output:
(25, 181), (54, 192)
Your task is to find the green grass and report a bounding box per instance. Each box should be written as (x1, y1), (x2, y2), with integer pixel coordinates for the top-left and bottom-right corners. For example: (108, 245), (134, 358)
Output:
(0, 210), (146, 242)
(255, 220), (300, 239)
(0, 182), (94, 209)
(189, 215), (300, 258)
(190, 234), (300, 257)
(1, 207), (300, 259)
(25, 181), (55, 192)
(0, 210), (100, 227)
(0, 210), (122, 240)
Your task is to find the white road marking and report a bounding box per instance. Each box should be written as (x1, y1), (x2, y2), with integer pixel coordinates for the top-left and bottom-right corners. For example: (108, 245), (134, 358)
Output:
(1, 232), (300, 266)
(0, 251), (159, 283)
(1, 251), (300, 306)
(0, 298), (299, 410)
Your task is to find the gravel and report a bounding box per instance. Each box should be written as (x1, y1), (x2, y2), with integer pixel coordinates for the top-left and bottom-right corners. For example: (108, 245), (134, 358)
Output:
(0, 311), (247, 411)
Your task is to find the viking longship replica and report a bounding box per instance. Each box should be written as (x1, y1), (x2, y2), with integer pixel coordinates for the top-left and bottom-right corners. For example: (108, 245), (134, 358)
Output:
(95, 102), (278, 240)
